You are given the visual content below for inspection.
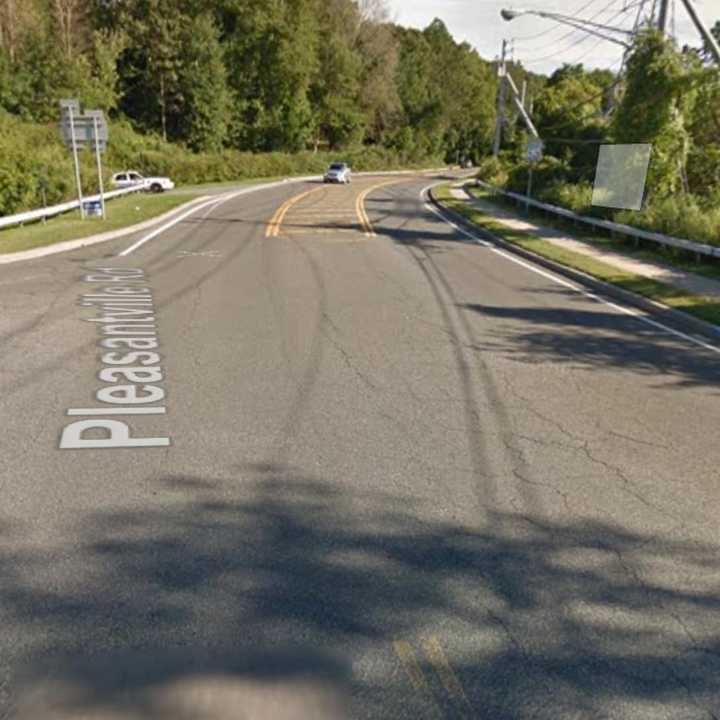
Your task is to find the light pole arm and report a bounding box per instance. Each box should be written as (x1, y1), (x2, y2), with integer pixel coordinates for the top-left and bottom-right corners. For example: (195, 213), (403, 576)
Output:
(502, 8), (633, 48)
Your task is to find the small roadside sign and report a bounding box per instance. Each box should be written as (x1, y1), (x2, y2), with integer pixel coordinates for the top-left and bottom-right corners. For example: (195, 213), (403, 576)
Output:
(527, 138), (544, 163)
(59, 100), (110, 220)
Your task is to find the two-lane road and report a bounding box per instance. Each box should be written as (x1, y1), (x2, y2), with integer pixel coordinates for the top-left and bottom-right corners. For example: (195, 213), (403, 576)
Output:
(1, 174), (719, 720)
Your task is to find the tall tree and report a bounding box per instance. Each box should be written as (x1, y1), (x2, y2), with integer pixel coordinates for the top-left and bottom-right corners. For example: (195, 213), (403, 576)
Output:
(51, 0), (92, 60)
(176, 14), (230, 151)
(687, 64), (720, 195)
(0, 0), (38, 62)
(355, 0), (400, 144)
(612, 29), (695, 198)
(219, 0), (318, 151)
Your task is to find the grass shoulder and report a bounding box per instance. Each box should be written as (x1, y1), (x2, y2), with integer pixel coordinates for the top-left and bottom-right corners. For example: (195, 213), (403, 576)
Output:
(466, 185), (720, 283)
(0, 191), (201, 255)
(433, 184), (720, 328)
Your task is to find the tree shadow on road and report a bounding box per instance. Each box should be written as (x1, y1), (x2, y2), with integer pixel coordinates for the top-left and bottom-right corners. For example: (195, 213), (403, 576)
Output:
(458, 303), (720, 391)
(1, 466), (719, 719)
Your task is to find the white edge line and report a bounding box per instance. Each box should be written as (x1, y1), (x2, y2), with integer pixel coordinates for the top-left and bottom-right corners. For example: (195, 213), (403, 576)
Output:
(117, 176), (328, 257)
(0, 196), (213, 265)
(1, 172), (445, 265)
(420, 184), (720, 356)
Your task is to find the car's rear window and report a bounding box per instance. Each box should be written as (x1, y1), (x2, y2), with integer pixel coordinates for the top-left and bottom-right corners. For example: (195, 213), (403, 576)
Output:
(329, 164), (345, 170)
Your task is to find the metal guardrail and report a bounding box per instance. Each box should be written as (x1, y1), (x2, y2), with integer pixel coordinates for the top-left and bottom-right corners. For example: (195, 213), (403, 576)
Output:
(0, 185), (143, 231)
(475, 179), (720, 260)
(1, 168), (453, 233)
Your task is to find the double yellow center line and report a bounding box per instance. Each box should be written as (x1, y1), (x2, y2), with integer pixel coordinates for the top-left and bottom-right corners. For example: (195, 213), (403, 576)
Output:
(266, 178), (411, 238)
(265, 186), (326, 238)
(393, 636), (474, 719)
(357, 179), (408, 237)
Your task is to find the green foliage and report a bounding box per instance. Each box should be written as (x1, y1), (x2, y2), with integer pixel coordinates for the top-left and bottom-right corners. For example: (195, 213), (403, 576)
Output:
(176, 14), (230, 152)
(538, 182), (594, 214)
(0, 112), (441, 215)
(616, 195), (720, 246)
(505, 156), (570, 195)
(687, 66), (720, 197)
(0, 113), (73, 215)
(531, 63), (612, 184)
(393, 20), (496, 164)
(475, 156), (509, 187)
(612, 30), (695, 199)
(0, 1), (496, 189)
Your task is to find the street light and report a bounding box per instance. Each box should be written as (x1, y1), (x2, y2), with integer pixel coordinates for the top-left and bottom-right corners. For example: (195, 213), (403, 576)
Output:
(501, 7), (633, 48)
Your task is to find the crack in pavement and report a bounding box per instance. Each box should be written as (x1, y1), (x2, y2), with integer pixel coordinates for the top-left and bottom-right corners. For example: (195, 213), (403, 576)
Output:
(608, 544), (720, 720)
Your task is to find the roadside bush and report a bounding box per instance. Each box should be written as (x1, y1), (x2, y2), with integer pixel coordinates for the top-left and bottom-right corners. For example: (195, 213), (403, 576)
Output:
(506, 156), (569, 195)
(537, 182), (594, 214)
(0, 114), (442, 216)
(617, 195), (720, 246)
(472, 151), (720, 245)
(475, 155), (509, 187)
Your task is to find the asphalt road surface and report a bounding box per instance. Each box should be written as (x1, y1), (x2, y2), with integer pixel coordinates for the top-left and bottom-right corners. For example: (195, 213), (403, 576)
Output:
(1, 174), (719, 720)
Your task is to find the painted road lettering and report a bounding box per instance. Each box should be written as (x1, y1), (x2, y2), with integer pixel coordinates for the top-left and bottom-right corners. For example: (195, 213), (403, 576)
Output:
(59, 267), (170, 450)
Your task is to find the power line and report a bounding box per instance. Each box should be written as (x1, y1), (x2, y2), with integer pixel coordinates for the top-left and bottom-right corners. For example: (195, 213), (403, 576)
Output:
(509, 0), (607, 42)
(513, 0), (644, 50)
(569, 35), (614, 63)
(564, 3), (642, 63)
(517, 1), (641, 64)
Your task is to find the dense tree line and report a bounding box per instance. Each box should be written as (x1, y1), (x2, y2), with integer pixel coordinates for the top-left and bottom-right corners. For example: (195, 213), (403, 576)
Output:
(488, 25), (720, 242)
(0, 0), (497, 162)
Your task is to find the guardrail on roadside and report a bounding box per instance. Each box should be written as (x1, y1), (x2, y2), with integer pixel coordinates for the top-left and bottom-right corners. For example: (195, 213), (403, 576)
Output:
(0, 186), (143, 231)
(1, 168), (454, 233)
(475, 179), (720, 260)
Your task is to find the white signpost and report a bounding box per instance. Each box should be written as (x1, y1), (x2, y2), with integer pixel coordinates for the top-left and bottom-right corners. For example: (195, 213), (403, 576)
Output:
(527, 138), (544, 163)
(59, 100), (109, 220)
(525, 138), (544, 213)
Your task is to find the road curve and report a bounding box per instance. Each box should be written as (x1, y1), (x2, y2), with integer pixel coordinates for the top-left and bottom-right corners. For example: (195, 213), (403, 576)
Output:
(1, 174), (719, 720)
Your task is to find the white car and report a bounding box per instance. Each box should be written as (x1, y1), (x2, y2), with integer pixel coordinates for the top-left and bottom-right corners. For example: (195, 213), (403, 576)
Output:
(323, 162), (352, 184)
(111, 171), (175, 193)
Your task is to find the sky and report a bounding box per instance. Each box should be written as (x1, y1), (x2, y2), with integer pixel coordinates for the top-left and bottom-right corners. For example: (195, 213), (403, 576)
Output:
(385, 0), (718, 76)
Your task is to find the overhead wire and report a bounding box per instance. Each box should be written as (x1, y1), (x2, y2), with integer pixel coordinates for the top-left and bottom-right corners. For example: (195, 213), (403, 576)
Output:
(517, 0), (642, 65)
(513, 0), (642, 52)
(560, 3), (641, 65)
(510, 0), (606, 43)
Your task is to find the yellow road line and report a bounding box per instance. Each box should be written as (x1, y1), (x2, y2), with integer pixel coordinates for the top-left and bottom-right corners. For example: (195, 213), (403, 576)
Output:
(265, 187), (326, 238)
(393, 640), (445, 719)
(356, 179), (410, 237)
(269, 178), (411, 240)
(393, 641), (430, 693)
(421, 636), (474, 719)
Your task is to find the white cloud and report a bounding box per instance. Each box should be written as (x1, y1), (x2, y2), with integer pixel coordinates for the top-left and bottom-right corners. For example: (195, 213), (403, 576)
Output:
(385, 0), (718, 75)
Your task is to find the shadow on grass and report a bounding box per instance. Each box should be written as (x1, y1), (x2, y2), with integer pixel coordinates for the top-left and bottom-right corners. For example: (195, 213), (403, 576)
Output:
(1, 468), (719, 719)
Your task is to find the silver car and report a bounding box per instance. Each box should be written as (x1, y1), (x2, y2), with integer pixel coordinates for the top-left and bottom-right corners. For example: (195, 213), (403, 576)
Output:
(323, 162), (352, 184)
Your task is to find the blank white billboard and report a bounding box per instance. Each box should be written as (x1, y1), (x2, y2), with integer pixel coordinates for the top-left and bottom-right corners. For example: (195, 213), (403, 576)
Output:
(592, 144), (652, 211)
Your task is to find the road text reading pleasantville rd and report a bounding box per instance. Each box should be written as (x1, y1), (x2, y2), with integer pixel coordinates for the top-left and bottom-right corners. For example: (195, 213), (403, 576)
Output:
(59, 267), (170, 449)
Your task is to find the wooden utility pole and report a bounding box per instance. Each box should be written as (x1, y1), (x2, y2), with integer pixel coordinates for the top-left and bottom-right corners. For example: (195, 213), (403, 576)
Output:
(492, 39), (508, 157)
